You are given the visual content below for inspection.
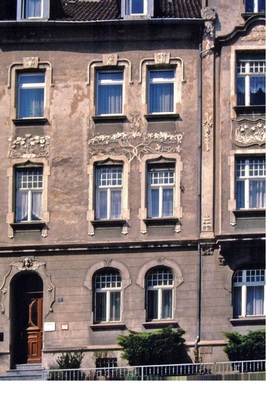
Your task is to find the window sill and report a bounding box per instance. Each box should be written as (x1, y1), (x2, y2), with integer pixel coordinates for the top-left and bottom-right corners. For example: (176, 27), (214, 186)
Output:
(144, 217), (179, 226)
(90, 323), (127, 331)
(233, 105), (265, 116)
(230, 316), (265, 326)
(233, 209), (265, 219)
(13, 118), (48, 126)
(10, 221), (47, 232)
(144, 113), (180, 121)
(143, 321), (179, 329)
(92, 115), (127, 123)
(91, 219), (127, 228)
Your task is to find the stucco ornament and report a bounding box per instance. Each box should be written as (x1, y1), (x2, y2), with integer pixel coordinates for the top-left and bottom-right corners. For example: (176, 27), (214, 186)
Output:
(201, 7), (216, 21)
(232, 119), (266, 147)
(8, 134), (50, 159)
(11, 257), (44, 271)
(88, 115), (183, 162)
(240, 26), (265, 45)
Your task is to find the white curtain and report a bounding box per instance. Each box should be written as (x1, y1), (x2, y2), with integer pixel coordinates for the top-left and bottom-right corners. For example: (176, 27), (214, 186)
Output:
(247, 286), (264, 315)
(16, 191), (28, 222)
(149, 83), (173, 113)
(19, 88), (44, 118)
(25, 0), (42, 18)
(98, 85), (122, 115)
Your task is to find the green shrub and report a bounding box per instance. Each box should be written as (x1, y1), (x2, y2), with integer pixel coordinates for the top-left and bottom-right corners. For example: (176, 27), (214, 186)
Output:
(55, 350), (84, 369)
(117, 326), (190, 366)
(223, 329), (266, 361)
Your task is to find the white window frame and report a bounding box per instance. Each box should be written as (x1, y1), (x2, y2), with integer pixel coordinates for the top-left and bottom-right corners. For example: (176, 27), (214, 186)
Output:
(15, 166), (43, 222)
(245, 0), (265, 13)
(148, 69), (176, 114)
(17, 0), (50, 20)
(236, 56), (266, 107)
(147, 164), (175, 218)
(146, 268), (174, 321)
(96, 70), (124, 116)
(236, 156), (266, 210)
(94, 269), (122, 323)
(95, 165), (123, 220)
(233, 269), (266, 317)
(122, 0), (153, 17)
(17, 72), (45, 119)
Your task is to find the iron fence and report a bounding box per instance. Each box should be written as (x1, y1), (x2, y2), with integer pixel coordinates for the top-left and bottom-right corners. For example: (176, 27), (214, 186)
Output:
(45, 359), (266, 381)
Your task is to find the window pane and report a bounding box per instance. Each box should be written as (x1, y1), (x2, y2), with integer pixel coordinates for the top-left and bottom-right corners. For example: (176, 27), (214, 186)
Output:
(149, 189), (159, 217)
(258, 0), (266, 12)
(25, 0), (42, 18)
(147, 290), (158, 320)
(245, 0), (254, 12)
(97, 72), (123, 115)
(18, 88), (44, 118)
(249, 179), (266, 208)
(110, 292), (121, 321)
(237, 76), (245, 105)
(111, 190), (121, 219)
(15, 191), (28, 222)
(149, 83), (173, 113)
(31, 191), (42, 220)
(97, 190), (108, 219)
(162, 289), (173, 319)
(236, 180), (245, 209)
(250, 76), (265, 105)
(95, 292), (106, 322)
(233, 286), (242, 317)
(246, 286), (264, 315)
(162, 188), (173, 217)
(132, 0), (144, 13)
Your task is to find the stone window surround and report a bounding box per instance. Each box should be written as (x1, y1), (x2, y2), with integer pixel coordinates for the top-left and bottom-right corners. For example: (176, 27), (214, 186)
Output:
(8, 57), (53, 124)
(228, 148), (265, 226)
(6, 158), (50, 238)
(138, 153), (183, 234)
(87, 155), (130, 236)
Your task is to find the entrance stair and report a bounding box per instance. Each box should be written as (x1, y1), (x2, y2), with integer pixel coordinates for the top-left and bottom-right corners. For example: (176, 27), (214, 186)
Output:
(0, 364), (44, 380)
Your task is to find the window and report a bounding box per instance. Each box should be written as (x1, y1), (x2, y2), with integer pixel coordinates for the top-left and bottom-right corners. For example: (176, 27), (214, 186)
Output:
(17, 73), (45, 119)
(233, 269), (265, 317)
(146, 268), (174, 321)
(236, 157), (266, 209)
(147, 163), (175, 218)
(17, 0), (50, 20)
(148, 70), (175, 114)
(15, 166), (43, 222)
(126, 0), (145, 14)
(94, 269), (122, 323)
(236, 55), (265, 107)
(96, 71), (123, 116)
(95, 166), (123, 220)
(245, 0), (265, 13)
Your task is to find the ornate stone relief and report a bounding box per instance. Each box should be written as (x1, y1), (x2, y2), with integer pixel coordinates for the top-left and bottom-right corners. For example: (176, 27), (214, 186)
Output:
(240, 26), (265, 44)
(202, 214), (212, 231)
(203, 113), (213, 151)
(232, 119), (265, 147)
(8, 134), (50, 159)
(88, 115), (183, 162)
(0, 257), (55, 317)
(201, 7), (216, 58)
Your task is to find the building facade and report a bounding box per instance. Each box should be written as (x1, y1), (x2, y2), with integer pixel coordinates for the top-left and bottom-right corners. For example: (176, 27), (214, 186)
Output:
(0, 0), (265, 373)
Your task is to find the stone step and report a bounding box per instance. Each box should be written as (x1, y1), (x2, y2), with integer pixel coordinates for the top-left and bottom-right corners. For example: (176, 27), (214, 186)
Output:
(0, 364), (44, 381)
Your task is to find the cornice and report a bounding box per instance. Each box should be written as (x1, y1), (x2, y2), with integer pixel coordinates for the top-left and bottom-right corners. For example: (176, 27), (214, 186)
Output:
(216, 15), (266, 44)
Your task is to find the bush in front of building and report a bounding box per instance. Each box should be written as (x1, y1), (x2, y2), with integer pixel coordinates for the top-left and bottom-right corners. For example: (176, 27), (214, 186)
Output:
(117, 326), (191, 368)
(223, 329), (266, 362)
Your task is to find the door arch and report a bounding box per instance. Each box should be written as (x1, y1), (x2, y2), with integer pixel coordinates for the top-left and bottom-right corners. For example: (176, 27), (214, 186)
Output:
(10, 272), (43, 366)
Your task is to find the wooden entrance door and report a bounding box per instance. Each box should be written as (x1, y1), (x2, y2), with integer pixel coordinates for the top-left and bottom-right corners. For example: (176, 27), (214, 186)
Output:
(26, 294), (43, 363)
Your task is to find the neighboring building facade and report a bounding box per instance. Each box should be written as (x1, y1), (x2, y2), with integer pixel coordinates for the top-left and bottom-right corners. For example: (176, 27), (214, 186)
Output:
(0, 0), (264, 373)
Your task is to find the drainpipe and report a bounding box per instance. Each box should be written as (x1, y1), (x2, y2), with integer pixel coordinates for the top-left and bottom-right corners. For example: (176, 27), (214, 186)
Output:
(195, 34), (203, 363)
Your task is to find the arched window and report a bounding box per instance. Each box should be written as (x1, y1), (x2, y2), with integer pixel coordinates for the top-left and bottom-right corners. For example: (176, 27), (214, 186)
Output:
(233, 269), (265, 317)
(94, 269), (122, 323)
(145, 268), (174, 321)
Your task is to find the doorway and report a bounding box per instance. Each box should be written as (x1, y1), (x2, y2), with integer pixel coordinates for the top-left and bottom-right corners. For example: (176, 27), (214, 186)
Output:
(10, 272), (43, 366)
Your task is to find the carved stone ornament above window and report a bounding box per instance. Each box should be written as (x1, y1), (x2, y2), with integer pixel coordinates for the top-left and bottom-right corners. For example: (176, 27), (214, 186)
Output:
(8, 134), (50, 159)
(232, 119), (266, 147)
(88, 115), (183, 163)
(240, 26), (266, 45)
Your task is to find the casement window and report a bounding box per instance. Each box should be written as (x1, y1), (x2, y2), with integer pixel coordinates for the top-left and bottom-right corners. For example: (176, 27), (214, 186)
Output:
(236, 55), (266, 107)
(147, 163), (175, 218)
(15, 166), (43, 222)
(95, 166), (123, 219)
(236, 157), (266, 210)
(146, 268), (174, 321)
(17, 73), (45, 119)
(126, 0), (145, 14)
(148, 70), (175, 114)
(245, 0), (265, 13)
(17, 0), (50, 20)
(233, 269), (265, 317)
(94, 269), (122, 323)
(96, 71), (123, 116)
